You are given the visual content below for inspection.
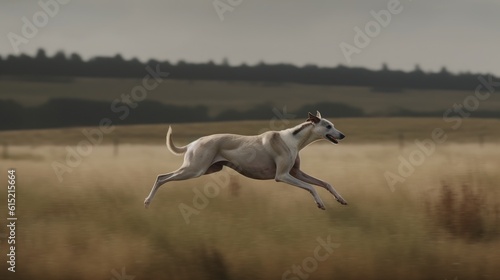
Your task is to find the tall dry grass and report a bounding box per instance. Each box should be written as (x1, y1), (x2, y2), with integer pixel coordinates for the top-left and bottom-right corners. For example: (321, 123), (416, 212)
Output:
(1, 142), (499, 280)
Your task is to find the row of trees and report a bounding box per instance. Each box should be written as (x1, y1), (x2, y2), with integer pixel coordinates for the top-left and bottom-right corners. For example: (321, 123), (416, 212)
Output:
(0, 99), (365, 130)
(0, 49), (492, 91)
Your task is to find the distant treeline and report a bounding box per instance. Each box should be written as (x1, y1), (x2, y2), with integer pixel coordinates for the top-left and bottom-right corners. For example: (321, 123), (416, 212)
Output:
(0, 49), (495, 91)
(1, 98), (499, 131)
(0, 99), (366, 130)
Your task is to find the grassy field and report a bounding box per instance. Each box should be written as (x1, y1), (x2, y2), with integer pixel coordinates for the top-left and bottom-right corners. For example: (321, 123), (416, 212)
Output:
(0, 118), (499, 279)
(3, 76), (500, 116)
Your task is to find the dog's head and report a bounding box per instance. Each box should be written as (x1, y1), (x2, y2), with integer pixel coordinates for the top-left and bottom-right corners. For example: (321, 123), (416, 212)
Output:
(306, 111), (345, 144)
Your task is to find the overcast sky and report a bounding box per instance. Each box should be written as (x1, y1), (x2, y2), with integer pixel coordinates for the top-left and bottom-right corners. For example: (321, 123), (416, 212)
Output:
(1, 0), (499, 75)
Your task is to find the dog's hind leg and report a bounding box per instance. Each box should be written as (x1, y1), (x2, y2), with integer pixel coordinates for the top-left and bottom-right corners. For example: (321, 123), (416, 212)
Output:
(144, 145), (218, 208)
(290, 168), (348, 205)
(144, 165), (209, 208)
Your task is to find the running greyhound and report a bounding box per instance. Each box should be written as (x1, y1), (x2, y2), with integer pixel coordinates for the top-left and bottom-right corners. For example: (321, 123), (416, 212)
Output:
(144, 111), (347, 210)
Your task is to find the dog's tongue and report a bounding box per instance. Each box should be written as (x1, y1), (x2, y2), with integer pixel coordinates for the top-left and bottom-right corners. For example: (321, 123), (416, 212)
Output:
(327, 134), (338, 144)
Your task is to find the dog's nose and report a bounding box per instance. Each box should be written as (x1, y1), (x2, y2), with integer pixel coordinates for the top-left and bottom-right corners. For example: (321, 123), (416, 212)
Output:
(339, 133), (345, 140)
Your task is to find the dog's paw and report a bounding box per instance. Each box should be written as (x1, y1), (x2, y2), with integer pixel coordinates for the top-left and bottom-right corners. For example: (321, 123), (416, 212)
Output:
(317, 203), (326, 210)
(144, 198), (151, 209)
(336, 198), (348, 206)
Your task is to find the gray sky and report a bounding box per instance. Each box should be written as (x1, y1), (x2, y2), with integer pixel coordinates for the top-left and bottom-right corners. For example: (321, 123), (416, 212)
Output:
(1, 0), (499, 75)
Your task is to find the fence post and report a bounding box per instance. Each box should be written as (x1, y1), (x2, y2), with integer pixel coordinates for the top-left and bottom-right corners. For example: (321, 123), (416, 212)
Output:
(113, 138), (119, 157)
(398, 133), (404, 151)
(2, 142), (8, 159)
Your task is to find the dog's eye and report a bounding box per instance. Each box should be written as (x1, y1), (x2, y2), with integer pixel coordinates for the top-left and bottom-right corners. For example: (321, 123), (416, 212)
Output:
(326, 125), (332, 129)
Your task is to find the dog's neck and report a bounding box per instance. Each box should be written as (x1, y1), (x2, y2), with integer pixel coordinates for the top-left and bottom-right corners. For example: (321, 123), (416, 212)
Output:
(283, 122), (321, 151)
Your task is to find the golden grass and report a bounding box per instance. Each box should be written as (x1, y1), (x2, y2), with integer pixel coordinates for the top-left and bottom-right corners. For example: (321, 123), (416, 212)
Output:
(1, 140), (499, 279)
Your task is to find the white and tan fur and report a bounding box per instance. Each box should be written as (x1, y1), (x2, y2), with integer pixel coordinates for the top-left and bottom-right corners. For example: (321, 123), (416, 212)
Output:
(144, 111), (347, 210)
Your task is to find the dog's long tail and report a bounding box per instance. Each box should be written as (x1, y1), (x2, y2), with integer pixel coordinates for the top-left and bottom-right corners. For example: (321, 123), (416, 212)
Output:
(166, 126), (187, 156)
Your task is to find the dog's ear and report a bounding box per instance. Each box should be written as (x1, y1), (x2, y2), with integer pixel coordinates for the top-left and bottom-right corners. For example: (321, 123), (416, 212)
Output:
(316, 111), (322, 119)
(307, 112), (320, 124)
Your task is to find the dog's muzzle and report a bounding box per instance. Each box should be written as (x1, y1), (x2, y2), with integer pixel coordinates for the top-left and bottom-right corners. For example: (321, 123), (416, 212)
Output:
(326, 133), (345, 144)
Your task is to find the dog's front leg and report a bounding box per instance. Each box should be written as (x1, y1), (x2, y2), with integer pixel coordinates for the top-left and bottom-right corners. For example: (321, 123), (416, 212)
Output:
(275, 173), (326, 210)
(274, 157), (326, 210)
(290, 169), (348, 205)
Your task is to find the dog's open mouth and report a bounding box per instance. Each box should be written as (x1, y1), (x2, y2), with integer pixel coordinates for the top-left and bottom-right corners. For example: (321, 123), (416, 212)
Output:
(326, 134), (339, 144)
